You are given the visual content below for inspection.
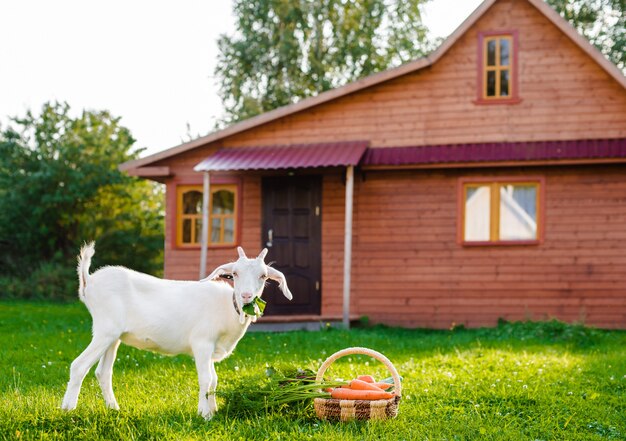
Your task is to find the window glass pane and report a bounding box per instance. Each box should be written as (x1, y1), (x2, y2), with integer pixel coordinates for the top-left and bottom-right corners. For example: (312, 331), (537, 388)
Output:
(212, 190), (235, 214)
(182, 219), (192, 243)
(500, 39), (510, 66)
(194, 218), (202, 244)
(211, 218), (221, 243)
(487, 40), (496, 66)
(486, 71), (496, 96)
(183, 191), (202, 214)
(465, 186), (491, 241)
(499, 185), (537, 240)
(223, 218), (234, 243)
(500, 70), (510, 96)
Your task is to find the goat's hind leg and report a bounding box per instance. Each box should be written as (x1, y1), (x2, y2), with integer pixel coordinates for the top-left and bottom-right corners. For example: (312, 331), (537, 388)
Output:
(95, 339), (121, 410)
(61, 335), (117, 410)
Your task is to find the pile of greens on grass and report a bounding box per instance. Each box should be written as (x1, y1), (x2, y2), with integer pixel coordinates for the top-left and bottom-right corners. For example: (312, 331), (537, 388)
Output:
(218, 366), (337, 417)
(218, 365), (398, 418)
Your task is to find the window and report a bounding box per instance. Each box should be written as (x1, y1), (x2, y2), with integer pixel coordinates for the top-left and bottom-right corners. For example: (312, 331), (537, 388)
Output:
(460, 179), (542, 244)
(477, 32), (519, 103)
(176, 184), (238, 247)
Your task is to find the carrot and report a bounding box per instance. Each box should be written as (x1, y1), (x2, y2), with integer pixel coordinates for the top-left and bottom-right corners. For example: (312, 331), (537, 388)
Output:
(339, 382), (392, 390)
(330, 388), (394, 400)
(371, 382), (393, 390)
(357, 375), (375, 383)
(348, 379), (386, 392)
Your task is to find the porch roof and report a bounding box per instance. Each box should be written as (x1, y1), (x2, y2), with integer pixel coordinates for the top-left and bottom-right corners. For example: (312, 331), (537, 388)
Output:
(194, 141), (368, 172)
(362, 138), (626, 167)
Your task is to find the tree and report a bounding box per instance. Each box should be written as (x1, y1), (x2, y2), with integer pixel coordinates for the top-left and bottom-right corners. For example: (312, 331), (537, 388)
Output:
(0, 102), (164, 298)
(546, 0), (625, 72)
(215, 0), (437, 125)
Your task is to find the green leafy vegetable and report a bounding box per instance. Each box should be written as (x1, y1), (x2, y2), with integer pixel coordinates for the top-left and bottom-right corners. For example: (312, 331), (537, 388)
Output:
(242, 296), (267, 317)
(219, 365), (343, 418)
(380, 375), (403, 384)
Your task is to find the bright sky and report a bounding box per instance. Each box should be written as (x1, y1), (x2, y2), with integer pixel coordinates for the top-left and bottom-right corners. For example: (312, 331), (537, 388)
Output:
(0, 0), (483, 157)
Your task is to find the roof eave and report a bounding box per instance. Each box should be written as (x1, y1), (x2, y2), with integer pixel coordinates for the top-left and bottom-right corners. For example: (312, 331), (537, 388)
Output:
(362, 157), (626, 170)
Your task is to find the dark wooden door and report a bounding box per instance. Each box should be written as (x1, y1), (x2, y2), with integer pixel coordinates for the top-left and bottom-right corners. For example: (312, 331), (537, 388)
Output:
(262, 176), (321, 315)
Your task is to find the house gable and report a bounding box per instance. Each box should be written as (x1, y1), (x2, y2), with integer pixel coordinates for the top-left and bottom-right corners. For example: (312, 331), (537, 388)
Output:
(217, 0), (625, 149)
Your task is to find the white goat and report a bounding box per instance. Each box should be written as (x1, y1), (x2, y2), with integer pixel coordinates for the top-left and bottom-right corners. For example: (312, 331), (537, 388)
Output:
(61, 243), (292, 419)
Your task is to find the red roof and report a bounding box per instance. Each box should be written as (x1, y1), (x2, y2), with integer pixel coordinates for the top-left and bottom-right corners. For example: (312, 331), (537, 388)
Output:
(194, 141), (368, 172)
(193, 139), (626, 172)
(362, 138), (626, 166)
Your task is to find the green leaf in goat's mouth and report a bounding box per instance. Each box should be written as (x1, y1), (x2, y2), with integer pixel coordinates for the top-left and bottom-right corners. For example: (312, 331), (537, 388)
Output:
(241, 297), (267, 317)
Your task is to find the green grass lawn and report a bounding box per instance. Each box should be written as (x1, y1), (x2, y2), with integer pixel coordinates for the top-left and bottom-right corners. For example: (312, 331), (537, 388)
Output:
(1, 301), (625, 440)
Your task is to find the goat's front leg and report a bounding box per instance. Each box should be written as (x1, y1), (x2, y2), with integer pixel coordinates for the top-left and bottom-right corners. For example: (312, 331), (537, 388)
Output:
(209, 359), (218, 412)
(192, 342), (217, 420)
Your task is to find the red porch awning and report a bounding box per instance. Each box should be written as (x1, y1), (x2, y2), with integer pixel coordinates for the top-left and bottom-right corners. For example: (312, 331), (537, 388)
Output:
(194, 141), (368, 172)
(362, 138), (626, 167)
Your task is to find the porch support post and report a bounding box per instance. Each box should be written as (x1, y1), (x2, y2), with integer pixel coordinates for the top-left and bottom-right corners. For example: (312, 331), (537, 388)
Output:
(343, 165), (354, 329)
(199, 171), (210, 279)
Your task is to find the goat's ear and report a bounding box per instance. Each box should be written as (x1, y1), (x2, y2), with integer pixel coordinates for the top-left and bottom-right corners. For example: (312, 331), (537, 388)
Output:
(257, 248), (268, 261)
(202, 263), (235, 281)
(267, 267), (293, 300)
(237, 247), (247, 259)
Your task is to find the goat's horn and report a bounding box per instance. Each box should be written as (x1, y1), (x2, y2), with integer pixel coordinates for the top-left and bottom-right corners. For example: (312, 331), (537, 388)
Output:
(237, 247), (247, 259)
(257, 248), (268, 260)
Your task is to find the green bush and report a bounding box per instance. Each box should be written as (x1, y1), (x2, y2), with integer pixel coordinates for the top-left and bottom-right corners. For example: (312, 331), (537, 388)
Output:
(0, 259), (76, 301)
(0, 102), (164, 298)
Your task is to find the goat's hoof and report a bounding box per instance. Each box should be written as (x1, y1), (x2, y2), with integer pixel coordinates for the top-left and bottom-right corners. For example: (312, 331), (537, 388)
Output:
(198, 409), (215, 420)
(198, 403), (216, 420)
(106, 402), (120, 411)
(60, 402), (76, 411)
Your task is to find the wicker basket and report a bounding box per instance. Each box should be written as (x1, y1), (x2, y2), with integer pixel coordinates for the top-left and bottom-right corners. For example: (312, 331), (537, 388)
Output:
(313, 347), (401, 421)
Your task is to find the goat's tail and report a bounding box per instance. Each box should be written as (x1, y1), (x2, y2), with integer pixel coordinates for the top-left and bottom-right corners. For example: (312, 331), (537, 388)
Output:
(77, 242), (95, 302)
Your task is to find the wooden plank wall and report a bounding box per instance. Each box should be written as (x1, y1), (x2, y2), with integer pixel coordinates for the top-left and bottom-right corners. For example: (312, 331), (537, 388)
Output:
(160, 159), (626, 328)
(352, 165), (626, 329)
(321, 174), (349, 315)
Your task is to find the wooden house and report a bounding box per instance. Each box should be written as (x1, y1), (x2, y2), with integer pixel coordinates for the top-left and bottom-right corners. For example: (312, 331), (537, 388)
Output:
(120, 0), (626, 329)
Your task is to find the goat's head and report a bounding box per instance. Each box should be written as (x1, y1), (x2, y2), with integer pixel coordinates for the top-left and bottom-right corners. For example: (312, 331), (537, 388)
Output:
(205, 247), (293, 323)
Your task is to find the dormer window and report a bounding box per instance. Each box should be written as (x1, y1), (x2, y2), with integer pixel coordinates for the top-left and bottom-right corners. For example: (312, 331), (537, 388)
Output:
(476, 31), (520, 104)
(485, 36), (512, 97)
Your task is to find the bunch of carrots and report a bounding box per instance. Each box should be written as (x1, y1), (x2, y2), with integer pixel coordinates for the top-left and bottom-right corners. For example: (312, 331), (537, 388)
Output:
(327, 375), (395, 400)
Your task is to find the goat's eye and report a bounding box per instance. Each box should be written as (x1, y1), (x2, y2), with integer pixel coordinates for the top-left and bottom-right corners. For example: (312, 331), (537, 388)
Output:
(260, 275), (267, 280)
